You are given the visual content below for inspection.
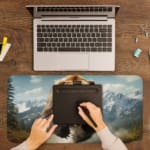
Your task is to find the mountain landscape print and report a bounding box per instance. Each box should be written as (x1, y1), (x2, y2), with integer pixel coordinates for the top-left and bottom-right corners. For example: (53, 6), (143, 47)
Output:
(7, 75), (143, 143)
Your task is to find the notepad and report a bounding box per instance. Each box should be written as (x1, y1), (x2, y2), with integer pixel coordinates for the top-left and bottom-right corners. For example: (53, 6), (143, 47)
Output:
(0, 43), (11, 61)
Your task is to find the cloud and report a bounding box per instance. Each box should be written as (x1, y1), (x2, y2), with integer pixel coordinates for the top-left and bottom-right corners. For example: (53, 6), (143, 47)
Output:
(24, 87), (43, 96)
(117, 76), (140, 83)
(30, 76), (42, 83)
(14, 86), (48, 102)
(103, 83), (138, 94)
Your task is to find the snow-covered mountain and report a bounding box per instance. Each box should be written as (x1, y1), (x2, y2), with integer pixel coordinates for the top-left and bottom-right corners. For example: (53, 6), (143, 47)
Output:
(103, 90), (142, 125)
(16, 99), (47, 130)
(16, 98), (47, 113)
(15, 90), (142, 131)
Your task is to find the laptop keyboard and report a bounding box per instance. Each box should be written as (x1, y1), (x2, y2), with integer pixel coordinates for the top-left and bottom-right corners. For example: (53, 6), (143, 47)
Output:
(37, 24), (112, 52)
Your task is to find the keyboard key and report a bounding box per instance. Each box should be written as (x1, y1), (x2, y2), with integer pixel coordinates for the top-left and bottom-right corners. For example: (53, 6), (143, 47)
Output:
(107, 38), (112, 42)
(107, 33), (112, 37)
(97, 38), (106, 42)
(71, 43), (75, 47)
(44, 48), (48, 51)
(37, 47), (43, 51)
(42, 28), (46, 32)
(107, 48), (112, 51)
(76, 43), (80, 47)
(45, 38), (49, 42)
(69, 38), (72, 42)
(47, 43), (51, 47)
(59, 48), (80, 51)
(37, 38), (44, 42)
(54, 38), (58, 42)
(52, 43), (56, 47)
(66, 43), (70, 47)
(86, 43), (89, 47)
(86, 48), (90, 51)
(37, 33), (42, 37)
(78, 38), (82, 42)
(81, 43), (84, 47)
(62, 43), (65, 47)
(57, 43), (60, 47)
(103, 43), (107, 47)
(107, 43), (112, 47)
(101, 33), (106, 37)
(37, 43), (46, 47)
(37, 28), (41, 32)
(103, 48), (107, 51)
(91, 48), (97, 51)
(64, 38), (67, 42)
(59, 38), (63, 42)
(90, 43), (94, 47)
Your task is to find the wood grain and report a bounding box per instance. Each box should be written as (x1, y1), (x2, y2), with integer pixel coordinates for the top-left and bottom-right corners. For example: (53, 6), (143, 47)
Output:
(0, 0), (150, 150)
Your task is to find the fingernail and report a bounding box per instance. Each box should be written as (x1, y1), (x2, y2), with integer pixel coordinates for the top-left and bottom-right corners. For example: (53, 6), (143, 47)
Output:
(78, 106), (81, 110)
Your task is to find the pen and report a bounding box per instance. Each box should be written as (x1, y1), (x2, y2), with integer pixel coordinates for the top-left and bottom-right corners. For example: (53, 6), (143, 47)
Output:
(1, 36), (8, 52)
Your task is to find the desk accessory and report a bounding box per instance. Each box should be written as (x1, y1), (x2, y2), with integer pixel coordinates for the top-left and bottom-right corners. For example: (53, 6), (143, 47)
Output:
(0, 43), (11, 61)
(7, 75), (143, 143)
(0, 37), (11, 61)
(133, 48), (142, 58)
(53, 84), (102, 125)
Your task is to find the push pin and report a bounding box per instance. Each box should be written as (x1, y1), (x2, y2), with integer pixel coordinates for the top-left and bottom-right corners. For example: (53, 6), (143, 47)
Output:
(135, 37), (139, 43)
(148, 50), (150, 60)
(144, 31), (149, 37)
(133, 48), (142, 58)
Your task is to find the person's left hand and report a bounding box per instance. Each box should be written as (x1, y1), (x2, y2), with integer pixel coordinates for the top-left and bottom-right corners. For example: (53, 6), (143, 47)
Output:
(26, 114), (57, 150)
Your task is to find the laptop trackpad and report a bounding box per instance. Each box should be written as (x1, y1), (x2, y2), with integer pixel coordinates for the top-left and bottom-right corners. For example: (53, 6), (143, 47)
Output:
(58, 52), (88, 70)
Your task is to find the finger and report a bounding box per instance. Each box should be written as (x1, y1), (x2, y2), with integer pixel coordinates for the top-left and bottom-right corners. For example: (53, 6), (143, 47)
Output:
(80, 102), (98, 113)
(34, 118), (43, 125)
(43, 114), (54, 128)
(39, 118), (48, 127)
(47, 124), (58, 138)
(82, 102), (100, 111)
(78, 107), (95, 129)
(80, 102), (97, 109)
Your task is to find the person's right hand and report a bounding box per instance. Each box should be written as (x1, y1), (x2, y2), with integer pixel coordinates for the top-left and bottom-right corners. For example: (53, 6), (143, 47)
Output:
(26, 114), (57, 150)
(78, 102), (106, 132)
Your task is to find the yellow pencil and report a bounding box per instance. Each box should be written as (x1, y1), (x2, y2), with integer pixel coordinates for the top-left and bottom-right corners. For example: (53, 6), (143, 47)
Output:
(1, 36), (8, 51)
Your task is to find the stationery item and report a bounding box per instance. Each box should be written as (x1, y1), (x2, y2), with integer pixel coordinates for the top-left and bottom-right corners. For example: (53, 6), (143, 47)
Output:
(0, 43), (2, 54)
(1, 36), (8, 51)
(133, 48), (142, 58)
(135, 37), (139, 43)
(148, 50), (150, 60)
(0, 43), (11, 61)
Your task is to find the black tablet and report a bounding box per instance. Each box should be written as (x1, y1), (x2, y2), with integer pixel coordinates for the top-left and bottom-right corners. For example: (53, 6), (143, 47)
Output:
(53, 84), (102, 124)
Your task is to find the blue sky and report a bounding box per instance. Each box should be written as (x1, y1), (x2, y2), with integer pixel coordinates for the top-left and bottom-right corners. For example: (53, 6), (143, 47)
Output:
(10, 75), (143, 103)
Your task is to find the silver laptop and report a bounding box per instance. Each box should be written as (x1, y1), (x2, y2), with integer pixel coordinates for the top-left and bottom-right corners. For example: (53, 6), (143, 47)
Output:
(26, 5), (120, 71)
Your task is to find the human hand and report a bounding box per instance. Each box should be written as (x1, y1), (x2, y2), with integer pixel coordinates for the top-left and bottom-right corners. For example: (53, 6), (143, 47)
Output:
(26, 114), (57, 150)
(78, 102), (106, 132)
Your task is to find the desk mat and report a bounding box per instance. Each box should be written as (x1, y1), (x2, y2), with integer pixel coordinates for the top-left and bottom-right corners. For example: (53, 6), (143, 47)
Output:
(7, 75), (143, 143)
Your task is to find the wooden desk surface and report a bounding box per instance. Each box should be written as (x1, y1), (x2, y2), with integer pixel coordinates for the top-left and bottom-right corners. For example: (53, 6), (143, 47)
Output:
(0, 0), (150, 150)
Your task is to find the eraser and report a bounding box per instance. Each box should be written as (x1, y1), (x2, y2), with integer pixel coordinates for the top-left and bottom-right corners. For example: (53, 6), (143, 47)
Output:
(133, 48), (142, 58)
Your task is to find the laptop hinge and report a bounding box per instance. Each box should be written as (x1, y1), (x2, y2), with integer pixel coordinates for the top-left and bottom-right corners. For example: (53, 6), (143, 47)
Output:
(40, 16), (108, 21)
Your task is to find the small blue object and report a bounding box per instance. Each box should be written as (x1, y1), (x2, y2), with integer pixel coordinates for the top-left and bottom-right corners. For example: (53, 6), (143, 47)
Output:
(133, 48), (142, 58)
